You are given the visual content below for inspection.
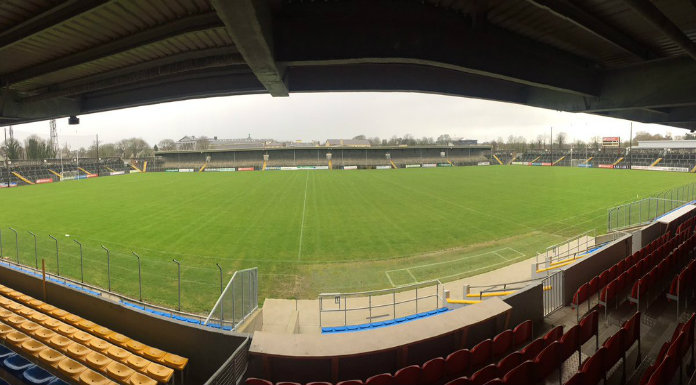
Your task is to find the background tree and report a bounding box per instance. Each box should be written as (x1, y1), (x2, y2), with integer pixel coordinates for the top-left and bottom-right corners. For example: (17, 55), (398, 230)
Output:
(117, 138), (152, 158)
(555, 132), (567, 150)
(24, 135), (55, 159)
(195, 136), (210, 150)
(157, 139), (176, 151)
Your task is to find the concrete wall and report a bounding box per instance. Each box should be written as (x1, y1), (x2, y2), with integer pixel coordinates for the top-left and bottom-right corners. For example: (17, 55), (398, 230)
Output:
(562, 234), (632, 304)
(0, 264), (247, 383)
(502, 282), (544, 328)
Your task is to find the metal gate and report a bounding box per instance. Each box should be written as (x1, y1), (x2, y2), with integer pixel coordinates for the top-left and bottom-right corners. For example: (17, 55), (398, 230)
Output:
(543, 271), (564, 316)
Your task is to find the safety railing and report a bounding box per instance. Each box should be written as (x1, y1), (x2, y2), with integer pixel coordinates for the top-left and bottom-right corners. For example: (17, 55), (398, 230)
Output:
(318, 280), (441, 328)
(607, 182), (696, 232)
(203, 337), (250, 385)
(204, 267), (258, 330)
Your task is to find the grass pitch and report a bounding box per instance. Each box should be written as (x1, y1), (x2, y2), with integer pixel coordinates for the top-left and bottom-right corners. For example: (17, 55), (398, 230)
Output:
(0, 166), (692, 313)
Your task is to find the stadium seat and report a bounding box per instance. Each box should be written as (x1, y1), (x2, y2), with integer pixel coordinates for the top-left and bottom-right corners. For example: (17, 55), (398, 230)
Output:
(421, 357), (445, 385)
(23, 365), (55, 385)
(496, 352), (522, 377)
(501, 360), (534, 385)
(470, 364), (497, 385)
(520, 339), (544, 361)
(336, 380), (363, 385)
(579, 310), (599, 363)
(534, 341), (560, 384)
(364, 373), (394, 385)
(492, 330), (513, 359)
(564, 372), (584, 385)
(543, 326), (563, 345)
(307, 382), (332, 385)
(393, 364), (420, 385)
(622, 312), (641, 366)
(470, 339), (493, 371)
(580, 346), (605, 385)
(445, 377), (471, 385)
(77, 370), (113, 385)
(445, 349), (471, 378)
(246, 378), (273, 385)
(57, 358), (88, 381)
(3, 353), (33, 376)
(603, 328), (626, 382)
(512, 320), (532, 348)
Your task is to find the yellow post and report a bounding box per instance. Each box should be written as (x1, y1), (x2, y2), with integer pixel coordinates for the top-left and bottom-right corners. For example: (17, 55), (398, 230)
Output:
(42, 259), (46, 301)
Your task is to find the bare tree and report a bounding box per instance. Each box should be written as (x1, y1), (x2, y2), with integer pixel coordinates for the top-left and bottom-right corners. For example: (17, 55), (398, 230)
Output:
(158, 139), (176, 151)
(556, 132), (567, 150)
(195, 136), (211, 150)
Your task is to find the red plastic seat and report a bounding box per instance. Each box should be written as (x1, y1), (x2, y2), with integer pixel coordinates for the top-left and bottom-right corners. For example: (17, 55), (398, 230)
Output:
(512, 320), (532, 348)
(482, 379), (502, 385)
(542, 326), (563, 345)
(365, 373), (394, 385)
(622, 312), (641, 363)
(520, 339), (544, 361)
(276, 382), (301, 385)
(647, 354), (678, 385)
(496, 352), (522, 377)
(421, 357), (445, 385)
(445, 377), (471, 385)
(559, 324), (579, 363)
(579, 310), (598, 353)
(470, 364), (498, 385)
(598, 271), (610, 290)
(603, 328), (626, 381)
(445, 349), (471, 378)
(393, 365), (420, 385)
(336, 381), (363, 385)
(534, 341), (560, 383)
(580, 346), (606, 385)
(246, 379), (272, 385)
(588, 276), (600, 301)
(470, 339), (493, 371)
(307, 382), (332, 385)
(572, 283), (589, 310)
(501, 360), (535, 385)
(565, 372), (584, 385)
(492, 330), (513, 359)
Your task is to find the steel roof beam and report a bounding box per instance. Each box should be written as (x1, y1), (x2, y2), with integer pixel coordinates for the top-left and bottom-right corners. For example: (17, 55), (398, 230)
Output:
(623, 0), (696, 61)
(526, 0), (655, 60)
(0, 0), (111, 51)
(212, 0), (289, 96)
(0, 12), (224, 85)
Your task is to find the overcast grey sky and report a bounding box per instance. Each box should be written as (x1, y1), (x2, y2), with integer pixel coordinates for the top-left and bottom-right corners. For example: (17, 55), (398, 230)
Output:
(7, 92), (681, 148)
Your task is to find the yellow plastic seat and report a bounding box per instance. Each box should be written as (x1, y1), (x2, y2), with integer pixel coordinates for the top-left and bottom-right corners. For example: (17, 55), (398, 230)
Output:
(17, 294), (33, 304)
(38, 348), (66, 368)
(73, 330), (94, 345)
(85, 351), (111, 371)
(0, 309), (13, 320)
(7, 302), (23, 311)
(127, 372), (157, 385)
(162, 353), (188, 371)
(57, 324), (79, 337)
(0, 297), (11, 306)
(64, 313), (83, 324)
(34, 328), (57, 343)
(145, 362), (173, 383)
(40, 304), (57, 313)
(125, 340), (145, 353)
(78, 370), (113, 385)
(17, 321), (41, 335)
(6, 290), (22, 299)
(88, 338), (111, 353)
(58, 358), (88, 380)
(92, 326), (113, 339)
(21, 339), (47, 358)
(17, 307), (36, 318)
(50, 308), (68, 319)
(40, 318), (61, 330)
(78, 319), (97, 331)
(5, 331), (29, 348)
(48, 334), (73, 351)
(0, 323), (14, 339)
(29, 312), (48, 323)
(7, 315), (26, 327)
(141, 347), (165, 362)
(106, 333), (130, 346)
(28, 299), (44, 308)
(106, 361), (135, 382)
(105, 345), (131, 363)
(125, 355), (149, 371)
(67, 343), (92, 360)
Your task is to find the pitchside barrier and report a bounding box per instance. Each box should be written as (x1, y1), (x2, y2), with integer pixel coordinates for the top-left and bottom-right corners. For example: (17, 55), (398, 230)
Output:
(204, 267), (258, 330)
(607, 182), (696, 232)
(318, 280), (441, 328)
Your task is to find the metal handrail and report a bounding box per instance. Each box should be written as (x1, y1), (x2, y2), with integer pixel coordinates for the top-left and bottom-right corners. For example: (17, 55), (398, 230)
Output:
(319, 279), (440, 298)
(203, 267), (258, 327)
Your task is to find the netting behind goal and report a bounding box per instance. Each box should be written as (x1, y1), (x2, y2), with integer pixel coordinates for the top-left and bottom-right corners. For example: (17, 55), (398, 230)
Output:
(204, 267), (258, 330)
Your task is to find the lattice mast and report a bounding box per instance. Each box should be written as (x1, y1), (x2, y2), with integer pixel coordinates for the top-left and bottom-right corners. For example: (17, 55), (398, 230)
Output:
(49, 119), (58, 154)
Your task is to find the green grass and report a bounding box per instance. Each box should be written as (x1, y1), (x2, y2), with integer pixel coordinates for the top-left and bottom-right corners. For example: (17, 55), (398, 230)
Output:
(0, 166), (692, 313)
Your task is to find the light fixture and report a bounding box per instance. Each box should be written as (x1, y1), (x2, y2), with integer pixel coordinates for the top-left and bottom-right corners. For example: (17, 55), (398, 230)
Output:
(68, 115), (80, 125)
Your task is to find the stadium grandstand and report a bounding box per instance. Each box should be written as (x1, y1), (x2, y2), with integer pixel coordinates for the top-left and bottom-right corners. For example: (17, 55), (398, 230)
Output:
(3, 0), (696, 385)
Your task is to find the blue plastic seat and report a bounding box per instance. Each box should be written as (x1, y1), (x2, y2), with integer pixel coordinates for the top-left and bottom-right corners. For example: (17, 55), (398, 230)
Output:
(0, 378), (9, 385)
(48, 379), (70, 385)
(3, 354), (33, 376)
(0, 344), (14, 359)
(23, 365), (56, 384)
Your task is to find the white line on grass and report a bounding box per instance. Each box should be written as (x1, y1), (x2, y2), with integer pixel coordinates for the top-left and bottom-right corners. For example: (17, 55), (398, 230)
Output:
(406, 269), (418, 282)
(297, 171), (310, 260)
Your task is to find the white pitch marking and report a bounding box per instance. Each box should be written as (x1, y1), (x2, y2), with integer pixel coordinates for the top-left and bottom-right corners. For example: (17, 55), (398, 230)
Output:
(297, 172), (310, 260)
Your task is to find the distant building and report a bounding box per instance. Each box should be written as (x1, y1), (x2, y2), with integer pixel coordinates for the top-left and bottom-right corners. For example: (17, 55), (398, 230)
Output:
(452, 139), (478, 146)
(325, 139), (371, 147)
(176, 135), (272, 150)
(636, 140), (696, 150)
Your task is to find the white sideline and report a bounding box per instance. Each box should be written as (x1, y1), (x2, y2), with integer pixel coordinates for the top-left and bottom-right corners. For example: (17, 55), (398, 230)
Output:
(297, 172), (310, 260)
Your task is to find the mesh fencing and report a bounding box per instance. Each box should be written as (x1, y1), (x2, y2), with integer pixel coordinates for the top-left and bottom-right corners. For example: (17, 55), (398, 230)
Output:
(204, 267), (258, 329)
(607, 182), (696, 232)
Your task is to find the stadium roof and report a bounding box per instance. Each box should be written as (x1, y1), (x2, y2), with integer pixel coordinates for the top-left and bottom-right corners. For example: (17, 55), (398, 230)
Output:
(1, 0), (696, 130)
(637, 140), (696, 149)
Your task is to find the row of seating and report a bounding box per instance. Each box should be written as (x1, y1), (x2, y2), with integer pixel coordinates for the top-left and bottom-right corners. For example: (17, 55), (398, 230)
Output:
(564, 312), (642, 385)
(666, 251), (696, 319)
(676, 215), (696, 236)
(628, 233), (696, 312)
(0, 298), (161, 384)
(247, 319), (535, 385)
(321, 308), (449, 334)
(0, 284), (187, 373)
(0, 284), (186, 384)
(639, 313), (695, 385)
(0, 343), (68, 385)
